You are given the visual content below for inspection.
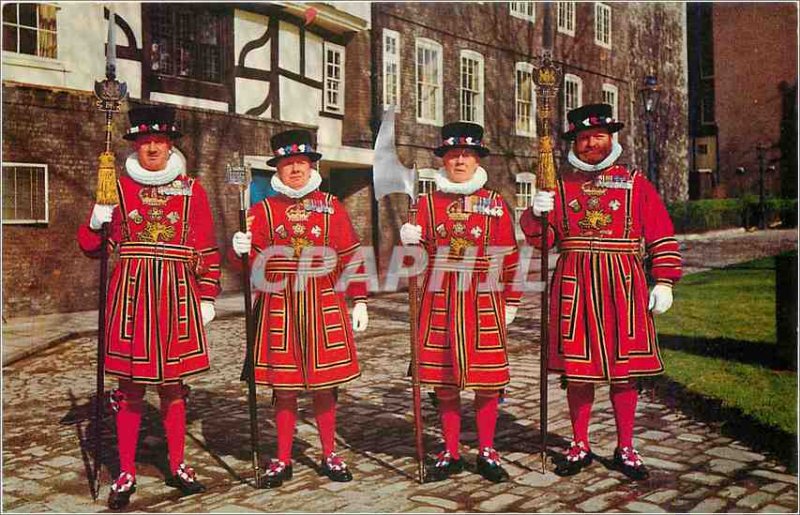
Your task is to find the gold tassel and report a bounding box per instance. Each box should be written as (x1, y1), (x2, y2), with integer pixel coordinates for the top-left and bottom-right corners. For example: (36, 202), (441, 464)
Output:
(537, 135), (557, 191)
(96, 151), (119, 205)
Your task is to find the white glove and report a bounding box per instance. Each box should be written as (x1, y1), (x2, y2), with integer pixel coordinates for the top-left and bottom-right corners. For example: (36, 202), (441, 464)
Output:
(648, 284), (673, 315)
(232, 231), (252, 257)
(532, 191), (556, 216)
(400, 223), (422, 246)
(89, 204), (115, 230)
(505, 305), (518, 326)
(352, 302), (368, 332)
(200, 301), (216, 325)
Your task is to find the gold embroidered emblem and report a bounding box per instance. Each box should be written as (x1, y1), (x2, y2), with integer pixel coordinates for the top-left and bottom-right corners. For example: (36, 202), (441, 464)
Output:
(587, 197), (600, 209)
(578, 210), (613, 231)
(128, 209), (144, 224)
(452, 222), (466, 235)
(140, 221), (176, 242)
(449, 237), (475, 256)
(148, 207), (164, 221)
(292, 223), (306, 235)
(446, 201), (470, 222)
(286, 203), (310, 222)
(580, 181), (607, 197)
(139, 187), (169, 206)
(290, 236), (313, 257)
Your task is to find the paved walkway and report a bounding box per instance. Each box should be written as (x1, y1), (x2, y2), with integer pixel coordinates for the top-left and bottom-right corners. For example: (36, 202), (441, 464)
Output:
(2, 228), (797, 512)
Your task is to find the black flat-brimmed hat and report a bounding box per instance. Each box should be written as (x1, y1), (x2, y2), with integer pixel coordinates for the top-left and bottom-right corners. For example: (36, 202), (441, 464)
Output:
(124, 105), (182, 141)
(433, 122), (490, 157)
(266, 129), (323, 167)
(561, 103), (624, 141)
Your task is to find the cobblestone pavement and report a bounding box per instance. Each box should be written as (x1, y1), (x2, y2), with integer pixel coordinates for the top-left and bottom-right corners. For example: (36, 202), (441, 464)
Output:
(2, 229), (798, 513)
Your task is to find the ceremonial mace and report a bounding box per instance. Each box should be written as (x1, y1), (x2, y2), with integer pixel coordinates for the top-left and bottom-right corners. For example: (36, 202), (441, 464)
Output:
(533, 49), (561, 474)
(91, 6), (127, 499)
(227, 153), (261, 488)
(373, 107), (425, 483)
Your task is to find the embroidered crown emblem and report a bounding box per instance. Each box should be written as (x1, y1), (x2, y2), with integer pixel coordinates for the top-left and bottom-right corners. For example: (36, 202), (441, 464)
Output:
(286, 203), (310, 222)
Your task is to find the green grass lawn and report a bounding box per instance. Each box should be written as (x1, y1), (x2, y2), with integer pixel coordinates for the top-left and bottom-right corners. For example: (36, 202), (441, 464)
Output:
(656, 256), (798, 435)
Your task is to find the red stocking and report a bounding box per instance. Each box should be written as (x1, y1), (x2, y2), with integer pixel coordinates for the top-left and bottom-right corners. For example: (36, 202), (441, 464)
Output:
(313, 389), (337, 457)
(116, 380), (146, 477)
(566, 382), (595, 449)
(610, 382), (638, 449)
(434, 387), (461, 459)
(158, 383), (186, 473)
(274, 391), (298, 463)
(474, 390), (499, 450)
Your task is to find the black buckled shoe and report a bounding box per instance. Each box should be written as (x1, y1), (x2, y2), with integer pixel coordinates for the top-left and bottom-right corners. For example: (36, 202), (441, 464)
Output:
(554, 441), (593, 477)
(476, 447), (510, 483)
(613, 447), (649, 481)
(319, 452), (353, 482)
(259, 459), (293, 489)
(108, 472), (136, 510)
(165, 463), (206, 495)
(425, 450), (465, 482)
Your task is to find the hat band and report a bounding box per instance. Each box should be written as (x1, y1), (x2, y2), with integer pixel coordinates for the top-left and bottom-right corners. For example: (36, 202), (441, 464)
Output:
(274, 143), (313, 158)
(127, 123), (179, 137)
(568, 115), (615, 133)
(441, 136), (483, 147)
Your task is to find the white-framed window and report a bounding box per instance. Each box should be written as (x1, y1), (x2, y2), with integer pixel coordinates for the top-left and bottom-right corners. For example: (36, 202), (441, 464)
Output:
(602, 83), (619, 142)
(515, 172), (536, 240)
(515, 62), (536, 137)
(602, 83), (619, 118)
(418, 168), (437, 196)
(2, 3), (58, 59)
(323, 42), (345, 114)
(557, 2), (576, 36)
(459, 50), (484, 125)
(594, 2), (612, 48)
(563, 73), (583, 130)
(509, 2), (536, 22)
(2, 163), (49, 224)
(383, 29), (401, 111)
(415, 38), (443, 125)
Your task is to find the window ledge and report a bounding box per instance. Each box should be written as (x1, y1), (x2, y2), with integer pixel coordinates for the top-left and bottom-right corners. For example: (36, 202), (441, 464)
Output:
(2, 51), (67, 73)
(2, 220), (49, 225)
(416, 118), (442, 127)
(320, 110), (345, 120)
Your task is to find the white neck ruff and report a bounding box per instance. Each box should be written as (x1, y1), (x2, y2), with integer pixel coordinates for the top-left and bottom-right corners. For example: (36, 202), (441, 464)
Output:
(568, 141), (623, 172)
(271, 169), (322, 198)
(125, 150), (186, 186)
(434, 166), (488, 195)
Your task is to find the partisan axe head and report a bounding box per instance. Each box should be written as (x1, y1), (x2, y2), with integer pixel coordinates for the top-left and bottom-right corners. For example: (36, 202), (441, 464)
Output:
(373, 106), (417, 202)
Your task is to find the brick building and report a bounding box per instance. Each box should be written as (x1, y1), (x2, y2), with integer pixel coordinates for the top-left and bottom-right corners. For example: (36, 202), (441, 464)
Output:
(371, 2), (689, 272)
(687, 3), (798, 199)
(2, 2), (373, 316)
(3, 2), (690, 317)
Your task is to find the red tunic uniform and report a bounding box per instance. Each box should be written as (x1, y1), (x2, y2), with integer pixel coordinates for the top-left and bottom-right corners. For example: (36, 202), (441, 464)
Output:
(521, 165), (682, 383)
(77, 175), (221, 384)
(416, 189), (522, 390)
(244, 191), (366, 390)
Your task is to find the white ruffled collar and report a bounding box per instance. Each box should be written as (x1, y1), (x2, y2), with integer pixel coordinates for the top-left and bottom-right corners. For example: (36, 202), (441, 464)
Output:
(271, 169), (322, 199)
(125, 150), (186, 186)
(434, 166), (488, 195)
(568, 141), (623, 172)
